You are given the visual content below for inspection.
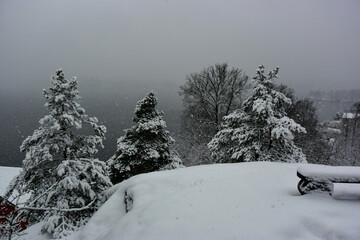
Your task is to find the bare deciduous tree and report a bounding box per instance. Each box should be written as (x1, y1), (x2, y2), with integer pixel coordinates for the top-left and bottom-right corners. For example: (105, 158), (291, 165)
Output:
(178, 63), (249, 165)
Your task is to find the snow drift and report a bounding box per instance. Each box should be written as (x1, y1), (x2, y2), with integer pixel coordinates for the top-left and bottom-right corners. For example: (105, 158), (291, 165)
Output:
(70, 162), (360, 240)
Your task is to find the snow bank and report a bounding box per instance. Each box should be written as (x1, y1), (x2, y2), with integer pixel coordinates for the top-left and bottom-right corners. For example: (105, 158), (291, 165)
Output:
(72, 162), (360, 240)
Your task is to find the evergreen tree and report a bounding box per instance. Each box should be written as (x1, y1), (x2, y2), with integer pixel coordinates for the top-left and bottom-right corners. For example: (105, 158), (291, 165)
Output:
(40, 158), (111, 238)
(209, 65), (306, 163)
(275, 84), (329, 164)
(5, 69), (112, 239)
(107, 91), (183, 184)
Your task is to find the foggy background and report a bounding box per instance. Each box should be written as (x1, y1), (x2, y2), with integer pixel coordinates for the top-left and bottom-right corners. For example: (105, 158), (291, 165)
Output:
(1, 0), (360, 166)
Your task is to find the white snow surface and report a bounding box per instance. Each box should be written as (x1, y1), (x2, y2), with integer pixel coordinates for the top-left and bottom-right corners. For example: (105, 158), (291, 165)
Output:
(0, 166), (21, 196)
(16, 162), (360, 240)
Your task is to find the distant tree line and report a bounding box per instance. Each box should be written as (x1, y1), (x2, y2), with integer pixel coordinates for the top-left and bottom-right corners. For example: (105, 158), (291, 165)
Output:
(308, 89), (360, 121)
(308, 89), (360, 102)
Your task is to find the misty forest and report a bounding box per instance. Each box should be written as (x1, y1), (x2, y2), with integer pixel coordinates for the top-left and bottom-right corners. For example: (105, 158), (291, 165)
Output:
(1, 1), (359, 240)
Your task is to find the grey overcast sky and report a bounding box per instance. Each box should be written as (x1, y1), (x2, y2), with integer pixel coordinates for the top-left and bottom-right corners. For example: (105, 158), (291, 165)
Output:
(1, 0), (360, 96)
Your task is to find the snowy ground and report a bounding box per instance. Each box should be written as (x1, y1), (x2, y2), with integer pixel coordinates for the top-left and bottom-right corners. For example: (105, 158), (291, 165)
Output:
(12, 162), (360, 240)
(0, 166), (21, 196)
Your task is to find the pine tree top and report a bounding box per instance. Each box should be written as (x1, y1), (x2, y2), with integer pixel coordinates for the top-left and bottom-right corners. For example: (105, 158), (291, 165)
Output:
(244, 65), (291, 119)
(44, 69), (80, 107)
(20, 69), (106, 165)
(134, 91), (161, 121)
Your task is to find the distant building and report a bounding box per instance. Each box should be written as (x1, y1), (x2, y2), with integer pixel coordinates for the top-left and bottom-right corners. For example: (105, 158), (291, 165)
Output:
(342, 112), (359, 124)
(341, 112), (360, 138)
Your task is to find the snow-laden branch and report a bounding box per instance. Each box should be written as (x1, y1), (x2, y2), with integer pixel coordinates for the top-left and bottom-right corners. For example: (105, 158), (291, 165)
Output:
(15, 197), (97, 213)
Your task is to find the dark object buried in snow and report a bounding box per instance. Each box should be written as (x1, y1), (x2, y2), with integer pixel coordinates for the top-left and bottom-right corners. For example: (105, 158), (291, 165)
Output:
(297, 165), (360, 195)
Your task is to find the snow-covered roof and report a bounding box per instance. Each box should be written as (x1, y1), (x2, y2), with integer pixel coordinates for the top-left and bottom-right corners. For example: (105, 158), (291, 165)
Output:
(326, 120), (341, 128)
(325, 127), (341, 135)
(342, 112), (359, 119)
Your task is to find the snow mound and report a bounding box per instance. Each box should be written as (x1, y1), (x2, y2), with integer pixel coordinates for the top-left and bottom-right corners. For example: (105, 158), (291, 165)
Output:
(73, 162), (360, 240)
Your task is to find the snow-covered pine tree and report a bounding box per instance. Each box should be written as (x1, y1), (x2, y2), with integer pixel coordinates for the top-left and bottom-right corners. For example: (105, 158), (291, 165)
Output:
(41, 158), (112, 238)
(208, 65), (306, 163)
(107, 91), (183, 184)
(5, 69), (112, 239)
